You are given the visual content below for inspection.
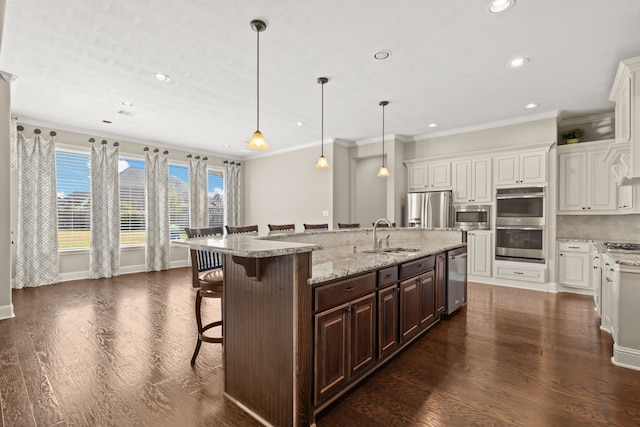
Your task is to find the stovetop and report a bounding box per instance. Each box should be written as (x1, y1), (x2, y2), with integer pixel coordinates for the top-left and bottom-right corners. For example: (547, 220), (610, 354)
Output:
(605, 242), (640, 253)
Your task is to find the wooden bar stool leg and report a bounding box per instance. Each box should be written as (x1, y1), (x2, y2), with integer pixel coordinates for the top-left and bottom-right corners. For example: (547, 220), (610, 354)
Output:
(191, 290), (203, 365)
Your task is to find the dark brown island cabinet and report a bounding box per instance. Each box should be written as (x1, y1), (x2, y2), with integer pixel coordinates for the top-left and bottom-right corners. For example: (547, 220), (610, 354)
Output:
(219, 245), (460, 427)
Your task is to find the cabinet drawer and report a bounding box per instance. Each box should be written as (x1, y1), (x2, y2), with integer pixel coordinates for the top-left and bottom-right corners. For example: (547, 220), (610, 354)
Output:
(495, 265), (546, 283)
(378, 266), (398, 287)
(399, 256), (435, 280)
(315, 272), (376, 312)
(558, 242), (590, 253)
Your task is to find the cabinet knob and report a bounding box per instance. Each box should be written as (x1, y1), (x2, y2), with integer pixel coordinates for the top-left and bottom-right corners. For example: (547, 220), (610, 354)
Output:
(560, 253), (564, 256)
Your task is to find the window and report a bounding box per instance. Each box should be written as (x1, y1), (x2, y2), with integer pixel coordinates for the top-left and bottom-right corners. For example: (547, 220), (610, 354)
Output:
(119, 157), (146, 246)
(169, 164), (189, 240)
(56, 150), (91, 249)
(208, 168), (224, 227)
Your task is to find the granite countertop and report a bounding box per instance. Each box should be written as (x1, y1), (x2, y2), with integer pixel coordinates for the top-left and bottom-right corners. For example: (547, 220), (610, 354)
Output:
(179, 233), (322, 258)
(309, 241), (465, 285)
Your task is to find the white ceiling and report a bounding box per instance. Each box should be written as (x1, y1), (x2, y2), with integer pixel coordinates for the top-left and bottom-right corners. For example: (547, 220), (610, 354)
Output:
(2, 0), (640, 159)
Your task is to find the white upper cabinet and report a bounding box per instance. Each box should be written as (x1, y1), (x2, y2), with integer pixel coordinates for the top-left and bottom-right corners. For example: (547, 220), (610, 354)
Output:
(408, 161), (451, 191)
(494, 151), (546, 186)
(558, 141), (617, 213)
(452, 158), (492, 203)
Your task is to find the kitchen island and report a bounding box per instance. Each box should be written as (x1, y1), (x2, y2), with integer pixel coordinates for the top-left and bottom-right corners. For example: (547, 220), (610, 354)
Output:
(184, 228), (464, 426)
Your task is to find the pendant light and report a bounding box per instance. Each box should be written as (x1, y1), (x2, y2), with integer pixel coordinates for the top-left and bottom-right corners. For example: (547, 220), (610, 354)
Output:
(377, 101), (391, 177)
(315, 77), (330, 169)
(247, 19), (268, 150)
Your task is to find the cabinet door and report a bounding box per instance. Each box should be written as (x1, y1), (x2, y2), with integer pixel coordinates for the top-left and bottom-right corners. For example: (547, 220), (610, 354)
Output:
(314, 303), (349, 405)
(419, 271), (436, 328)
(428, 162), (451, 189)
(378, 285), (399, 360)
(588, 150), (617, 211)
(558, 152), (586, 211)
(471, 158), (492, 202)
(435, 253), (446, 318)
(408, 165), (428, 190)
(617, 185), (633, 210)
(494, 154), (520, 185)
(399, 278), (420, 343)
(468, 231), (492, 277)
(452, 160), (471, 203)
(558, 252), (591, 288)
(349, 293), (376, 379)
(520, 152), (546, 183)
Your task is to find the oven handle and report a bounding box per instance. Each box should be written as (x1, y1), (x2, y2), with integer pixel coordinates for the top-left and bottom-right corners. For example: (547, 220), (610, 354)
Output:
(496, 193), (545, 200)
(496, 226), (545, 231)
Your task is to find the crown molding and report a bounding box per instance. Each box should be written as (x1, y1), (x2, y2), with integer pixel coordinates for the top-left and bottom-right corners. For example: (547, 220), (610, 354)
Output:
(558, 111), (614, 127)
(354, 134), (411, 146)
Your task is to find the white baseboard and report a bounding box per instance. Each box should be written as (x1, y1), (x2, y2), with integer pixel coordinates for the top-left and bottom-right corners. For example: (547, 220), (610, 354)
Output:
(0, 303), (15, 320)
(612, 344), (640, 371)
(57, 259), (190, 283)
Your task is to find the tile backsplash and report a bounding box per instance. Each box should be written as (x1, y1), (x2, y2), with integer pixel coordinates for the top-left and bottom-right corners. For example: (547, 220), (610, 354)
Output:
(557, 214), (640, 242)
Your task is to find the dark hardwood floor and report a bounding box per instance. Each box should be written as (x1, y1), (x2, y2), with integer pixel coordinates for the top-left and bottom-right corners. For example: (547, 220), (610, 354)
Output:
(1, 269), (639, 426)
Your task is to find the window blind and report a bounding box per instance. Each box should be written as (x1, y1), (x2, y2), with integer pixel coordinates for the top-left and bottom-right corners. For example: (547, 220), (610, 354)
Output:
(56, 150), (91, 249)
(169, 163), (189, 240)
(207, 168), (224, 227)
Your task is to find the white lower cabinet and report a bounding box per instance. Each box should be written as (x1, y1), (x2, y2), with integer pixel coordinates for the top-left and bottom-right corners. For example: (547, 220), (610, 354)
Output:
(557, 242), (592, 289)
(468, 231), (492, 277)
(592, 246), (602, 315)
(601, 253), (615, 333)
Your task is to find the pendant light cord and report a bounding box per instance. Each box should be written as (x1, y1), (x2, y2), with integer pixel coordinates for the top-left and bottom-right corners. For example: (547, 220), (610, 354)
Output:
(321, 82), (324, 156)
(256, 29), (260, 131)
(381, 103), (385, 165)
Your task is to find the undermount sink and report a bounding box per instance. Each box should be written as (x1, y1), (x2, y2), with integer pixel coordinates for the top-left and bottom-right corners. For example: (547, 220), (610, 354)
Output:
(361, 247), (421, 254)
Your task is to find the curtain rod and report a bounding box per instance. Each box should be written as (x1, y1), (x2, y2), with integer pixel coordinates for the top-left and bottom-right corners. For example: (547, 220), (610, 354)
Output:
(144, 147), (169, 155)
(16, 125), (56, 137)
(187, 154), (208, 161)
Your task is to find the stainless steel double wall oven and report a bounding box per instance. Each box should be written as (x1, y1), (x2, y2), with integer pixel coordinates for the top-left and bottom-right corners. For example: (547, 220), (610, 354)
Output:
(495, 187), (545, 263)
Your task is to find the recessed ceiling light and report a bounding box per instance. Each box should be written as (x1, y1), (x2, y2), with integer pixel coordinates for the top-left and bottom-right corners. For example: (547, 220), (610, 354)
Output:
(489, 0), (515, 13)
(102, 120), (112, 124)
(428, 123), (438, 128)
(153, 73), (171, 82)
(296, 121), (304, 126)
(507, 57), (529, 68)
(121, 101), (134, 107)
(374, 50), (391, 60)
(223, 144), (231, 148)
(525, 103), (539, 109)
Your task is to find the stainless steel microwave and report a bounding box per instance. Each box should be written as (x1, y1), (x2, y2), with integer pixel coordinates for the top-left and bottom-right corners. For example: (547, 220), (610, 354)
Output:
(454, 205), (490, 230)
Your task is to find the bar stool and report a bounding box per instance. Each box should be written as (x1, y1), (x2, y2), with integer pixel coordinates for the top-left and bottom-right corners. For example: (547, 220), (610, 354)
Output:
(268, 223), (295, 232)
(303, 223), (329, 230)
(185, 226), (224, 365)
(225, 225), (259, 234)
(338, 223), (360, 229)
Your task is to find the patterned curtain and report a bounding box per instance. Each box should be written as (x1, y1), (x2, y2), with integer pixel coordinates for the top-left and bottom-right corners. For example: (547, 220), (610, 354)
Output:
(224, 161), (241, 227)
(189, 156), (208, 228)
(15, 131), (59, 288)
(10, 116), (18, 171)
(145, 150), (170, 271)
(89, 142), (120, 279)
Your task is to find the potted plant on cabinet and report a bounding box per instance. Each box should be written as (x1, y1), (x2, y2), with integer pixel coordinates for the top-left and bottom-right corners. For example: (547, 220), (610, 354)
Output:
(561, 128), (586, 144)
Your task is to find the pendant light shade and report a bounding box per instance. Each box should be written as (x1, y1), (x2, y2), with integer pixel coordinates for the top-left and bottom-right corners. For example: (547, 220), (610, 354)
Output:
(315, 77), (330, 169)
(247, 19), (269, 150)
(377, 101), (391, 177)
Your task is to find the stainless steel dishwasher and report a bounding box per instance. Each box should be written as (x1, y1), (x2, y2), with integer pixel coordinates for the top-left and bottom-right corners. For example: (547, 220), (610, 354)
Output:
(445, 247), (468, 315)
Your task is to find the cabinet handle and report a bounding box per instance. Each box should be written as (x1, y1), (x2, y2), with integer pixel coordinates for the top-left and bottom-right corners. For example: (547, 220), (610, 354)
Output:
(582, 207), (586, 210)
(344, 286), (355, 292)
(385, 274), (393, 279)
(610, 268), (614, 272)
(587, 207), (591, 210)
(593, 266), (598, 269)
(568, 246), (580, 249)
(417, 263), (424, 268)
(514, 271), (524, 275)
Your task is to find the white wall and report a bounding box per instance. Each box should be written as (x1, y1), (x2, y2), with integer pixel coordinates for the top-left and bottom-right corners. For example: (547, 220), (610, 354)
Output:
(0, 0), (14, 319)
(10, 123), (232, 284)
(355, 156), (386, 227)
(405, 118), (558, 159)
(244, 144), (333, 233)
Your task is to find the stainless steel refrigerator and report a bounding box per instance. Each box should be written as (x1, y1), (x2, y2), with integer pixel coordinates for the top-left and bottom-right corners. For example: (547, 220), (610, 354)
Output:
(407, 190), (453, 228)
